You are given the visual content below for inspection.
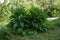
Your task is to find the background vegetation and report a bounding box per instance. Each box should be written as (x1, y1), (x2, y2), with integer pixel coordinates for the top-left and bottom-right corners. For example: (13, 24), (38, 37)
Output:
(0, 0), (60, 40)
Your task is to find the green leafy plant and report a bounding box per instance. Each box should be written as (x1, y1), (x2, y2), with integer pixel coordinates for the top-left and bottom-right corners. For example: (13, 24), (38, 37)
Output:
(0, 0), (11, 22)
(7, 3), (47, 36)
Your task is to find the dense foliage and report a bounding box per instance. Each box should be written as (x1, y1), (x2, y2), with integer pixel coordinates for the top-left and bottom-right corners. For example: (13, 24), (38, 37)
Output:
(37, 0), (60, 17)
(7, 4), (47, 36)
(0, 0), (60, 39)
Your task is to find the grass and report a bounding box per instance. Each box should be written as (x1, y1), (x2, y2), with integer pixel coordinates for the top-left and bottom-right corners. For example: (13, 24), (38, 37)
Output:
(5, 28), (60, 40)
(0, 26), (60, 40)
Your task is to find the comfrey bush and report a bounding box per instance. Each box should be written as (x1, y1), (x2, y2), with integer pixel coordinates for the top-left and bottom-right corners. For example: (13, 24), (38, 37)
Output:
(7, 3), (47, 36)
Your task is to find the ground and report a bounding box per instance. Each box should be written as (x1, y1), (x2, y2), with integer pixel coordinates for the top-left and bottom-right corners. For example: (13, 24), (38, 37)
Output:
(8, 28), (60, 40)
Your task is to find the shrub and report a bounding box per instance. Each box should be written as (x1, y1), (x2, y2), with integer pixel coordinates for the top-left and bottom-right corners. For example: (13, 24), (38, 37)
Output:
(7, 3), (47, 36)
